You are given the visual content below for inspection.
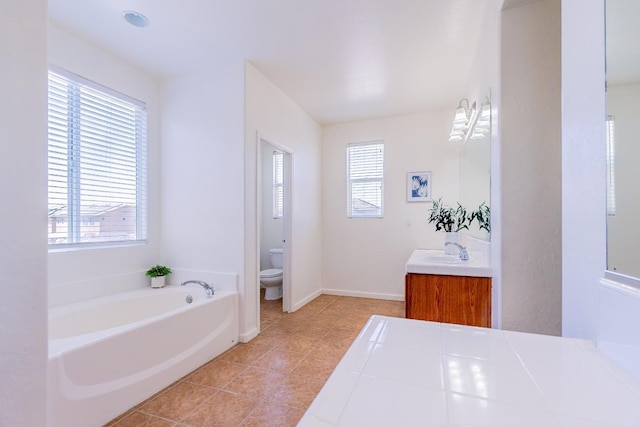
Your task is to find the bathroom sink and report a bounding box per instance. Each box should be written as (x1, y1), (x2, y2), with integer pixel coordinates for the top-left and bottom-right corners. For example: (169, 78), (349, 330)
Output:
(419, 255), (468, 264)
(407, 249), (490, 276)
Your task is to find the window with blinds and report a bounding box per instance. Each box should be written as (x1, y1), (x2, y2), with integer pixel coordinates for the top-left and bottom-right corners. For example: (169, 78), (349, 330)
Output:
(47, 68), (147, 248)
(273, 151), (284, 219)
(347, 141), (384, 218)
(606, 116), (616, 216)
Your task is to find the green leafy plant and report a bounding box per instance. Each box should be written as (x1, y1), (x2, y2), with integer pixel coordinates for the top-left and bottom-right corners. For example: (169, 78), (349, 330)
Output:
(145, 265), (172, 278)
(427, 198), (469, 232)
(470, 202), (491, 233)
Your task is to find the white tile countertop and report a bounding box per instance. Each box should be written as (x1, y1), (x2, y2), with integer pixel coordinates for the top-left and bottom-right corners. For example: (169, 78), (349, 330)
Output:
(300, 316), (640, 427)
(406, 249), (492, 277)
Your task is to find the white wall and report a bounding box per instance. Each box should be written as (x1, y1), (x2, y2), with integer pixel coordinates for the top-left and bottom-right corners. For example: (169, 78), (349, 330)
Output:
(500, 0), (562, 335)
(0, 1), (48, 425)
(605, 84), (640, 278)
(562, 0), (640, 383)
(161, 62), (246, 322)
(245, 63), (322, 320)
(561, 0), (605, 342)
(260, 145), (284, 270)
(322, 111), (460, 299)
(245, 62), (323, 327)
(47, 23), (163, 306)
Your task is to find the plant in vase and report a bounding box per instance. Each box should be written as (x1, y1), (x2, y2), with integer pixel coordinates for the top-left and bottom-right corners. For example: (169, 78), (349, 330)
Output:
(427, 198), (470, 254)
(145, 264), (172, 288)
(470, 202), (491, 234)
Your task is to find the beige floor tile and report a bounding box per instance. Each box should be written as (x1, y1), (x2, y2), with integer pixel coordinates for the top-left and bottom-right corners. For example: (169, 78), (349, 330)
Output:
(184, 359), (247, 389)
(276, 333), (321, 354)
(324, 327), (360, 344)
(257, 325), (292, 338)
(110, 410), (176, 426)
(334, 314), (371, 332)
(223, 366), (286, 400)
(283, 309), (315, 322)
(291, 322), (333, 339)
(240, 402), (304, 427)
(294, 305), (323, 316)
(293, 354), (341, 382)
(135, 381), (181, 409)
(266, 374), (325, 410)
(310, 312), (342, 325)
(219, 342), (272, 365)
(267, 318), (303, 334)
(250, 331), (289, 348)
(180, 391), (258, 427)
(252, 348), (306, 373)
(313, 294), (338, 304)
(307, 338), (349, 363)
(139, 382), (216, 421)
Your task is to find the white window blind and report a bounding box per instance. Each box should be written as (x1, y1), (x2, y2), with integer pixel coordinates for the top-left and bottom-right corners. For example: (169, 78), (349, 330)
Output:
(48, 68), (147, 248)
(273, 151), (284, 219)
(606, 115), (616, 216)
(347, 141), (384, 218)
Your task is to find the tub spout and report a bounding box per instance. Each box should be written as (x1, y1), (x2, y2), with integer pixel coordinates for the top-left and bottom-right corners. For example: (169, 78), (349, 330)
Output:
(181, 280), (215, 298)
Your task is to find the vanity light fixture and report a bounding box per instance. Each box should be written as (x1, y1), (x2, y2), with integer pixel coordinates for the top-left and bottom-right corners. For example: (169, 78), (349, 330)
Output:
(470, 99), (490, 140)
(448, 97), (491, 142)
(123, 10), (150, 28)
(448, 99), (471, 141)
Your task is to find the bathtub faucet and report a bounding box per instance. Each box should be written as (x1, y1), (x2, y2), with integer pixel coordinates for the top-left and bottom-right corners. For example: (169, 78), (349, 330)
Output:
(181, 280), (215, 298)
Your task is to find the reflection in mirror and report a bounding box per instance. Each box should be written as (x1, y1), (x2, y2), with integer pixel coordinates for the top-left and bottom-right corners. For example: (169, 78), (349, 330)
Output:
(459, 92), (491, 240)
(605, 0), (640, 279)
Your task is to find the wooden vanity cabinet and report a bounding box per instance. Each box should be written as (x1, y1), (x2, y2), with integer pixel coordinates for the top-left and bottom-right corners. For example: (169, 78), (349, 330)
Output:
(405, 273), (492, 327)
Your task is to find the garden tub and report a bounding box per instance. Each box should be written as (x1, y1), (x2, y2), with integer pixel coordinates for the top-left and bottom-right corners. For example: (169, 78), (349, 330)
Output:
(47, 284), (239, 427)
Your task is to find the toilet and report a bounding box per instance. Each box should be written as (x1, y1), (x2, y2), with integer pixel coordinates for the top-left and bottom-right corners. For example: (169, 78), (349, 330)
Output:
(259, 248), (283, 300)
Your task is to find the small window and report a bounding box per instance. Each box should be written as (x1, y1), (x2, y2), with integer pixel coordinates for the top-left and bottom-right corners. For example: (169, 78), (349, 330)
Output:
(606, 116), (616, 216)
(347, 141), (384, 218)
(47, 68), (147, 248)
(273, 151), (284, 219)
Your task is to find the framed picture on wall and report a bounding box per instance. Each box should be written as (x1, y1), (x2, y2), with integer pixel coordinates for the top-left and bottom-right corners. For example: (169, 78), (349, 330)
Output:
(407, 171), (432, 202)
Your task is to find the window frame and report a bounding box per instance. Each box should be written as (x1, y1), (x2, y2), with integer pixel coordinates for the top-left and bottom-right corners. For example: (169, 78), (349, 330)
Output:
(273, 150), (284, 219)
(606, 115), (616, 216)
(47, 67), (148, 250)
(346, 140), (385, 218)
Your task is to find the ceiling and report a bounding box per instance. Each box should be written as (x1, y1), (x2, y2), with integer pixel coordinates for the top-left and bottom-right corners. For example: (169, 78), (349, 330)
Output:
(49, 0), (497, 125)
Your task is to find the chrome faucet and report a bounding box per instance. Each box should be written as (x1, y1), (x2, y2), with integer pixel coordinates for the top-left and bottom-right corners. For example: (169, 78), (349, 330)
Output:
(445, 242), (469, 261)
(181, 280), (214, 298)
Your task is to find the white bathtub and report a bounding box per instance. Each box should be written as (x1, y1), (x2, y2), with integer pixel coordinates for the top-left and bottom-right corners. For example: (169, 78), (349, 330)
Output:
(47, 284), (239, 427)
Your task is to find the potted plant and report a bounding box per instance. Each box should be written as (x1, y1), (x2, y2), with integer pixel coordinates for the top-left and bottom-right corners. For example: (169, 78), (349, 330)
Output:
(470, 202), (491, 234)
(146, 264), (172, 288)
(427, 198), (470, 254)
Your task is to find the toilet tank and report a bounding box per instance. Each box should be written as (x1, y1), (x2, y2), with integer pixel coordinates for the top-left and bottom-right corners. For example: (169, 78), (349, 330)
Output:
(269, 248), (283, 268)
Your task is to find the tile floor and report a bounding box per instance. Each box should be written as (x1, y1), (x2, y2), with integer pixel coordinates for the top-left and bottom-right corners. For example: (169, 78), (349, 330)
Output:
(106, 292), (405, 426)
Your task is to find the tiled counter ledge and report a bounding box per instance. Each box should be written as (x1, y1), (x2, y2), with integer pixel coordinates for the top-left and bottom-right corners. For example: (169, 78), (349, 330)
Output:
(300, 315), (640, 427)
(406, 249), (492, 277)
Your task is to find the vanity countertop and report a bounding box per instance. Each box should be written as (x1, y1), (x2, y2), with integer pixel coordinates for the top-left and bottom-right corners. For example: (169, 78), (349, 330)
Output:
(300, 315), (640, 427)
(406, 249), (492, 277)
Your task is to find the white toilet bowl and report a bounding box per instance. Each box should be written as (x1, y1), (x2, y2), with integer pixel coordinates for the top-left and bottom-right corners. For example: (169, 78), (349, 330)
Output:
(260, 269), (283, 300)
(260, 248), (284, 300)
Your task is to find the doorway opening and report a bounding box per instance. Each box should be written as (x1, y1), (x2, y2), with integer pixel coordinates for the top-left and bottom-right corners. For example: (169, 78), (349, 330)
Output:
(257, 136), (293, 325)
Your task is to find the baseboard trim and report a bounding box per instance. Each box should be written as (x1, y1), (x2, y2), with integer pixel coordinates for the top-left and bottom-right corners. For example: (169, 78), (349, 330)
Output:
(239, 327), (259, 343)
(322, 288), (404, 301)
(291, 288), (323, 312)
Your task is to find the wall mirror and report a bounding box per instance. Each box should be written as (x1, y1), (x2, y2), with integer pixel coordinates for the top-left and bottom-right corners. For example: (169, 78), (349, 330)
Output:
(458, 92), (491, 240)
(605, 0), (640, 280)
